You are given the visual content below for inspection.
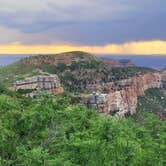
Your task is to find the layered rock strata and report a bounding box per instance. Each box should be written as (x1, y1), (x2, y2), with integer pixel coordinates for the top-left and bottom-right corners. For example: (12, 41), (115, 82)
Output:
(13, 75), (64, 95)
(86, 72), (162, 118)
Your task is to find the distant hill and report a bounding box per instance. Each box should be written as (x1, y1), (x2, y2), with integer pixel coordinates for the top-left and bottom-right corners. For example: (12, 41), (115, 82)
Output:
(0, 51), (155, 92)
(0, 51), (99, 85)
(101, 57), (135, 68)
(20, 51), (100, 67)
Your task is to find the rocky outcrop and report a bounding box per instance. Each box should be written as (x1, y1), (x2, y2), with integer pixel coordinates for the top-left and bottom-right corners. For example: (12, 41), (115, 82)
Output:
(161, 68), (166, 83)
(13, 75), (64, 95)
(86, 72), (162, 118)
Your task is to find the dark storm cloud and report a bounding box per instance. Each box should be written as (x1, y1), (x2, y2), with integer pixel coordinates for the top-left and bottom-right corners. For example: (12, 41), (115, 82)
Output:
(0, 0), (165, 44)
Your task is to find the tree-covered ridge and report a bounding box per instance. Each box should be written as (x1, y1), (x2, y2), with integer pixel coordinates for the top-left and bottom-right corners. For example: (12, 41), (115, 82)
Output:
(0, 87), (165, 166)
(137, 88), (166, 119)
(0, 51), (97, 85)
(0, 52), (155, 91)
(42, 60), (154, 93)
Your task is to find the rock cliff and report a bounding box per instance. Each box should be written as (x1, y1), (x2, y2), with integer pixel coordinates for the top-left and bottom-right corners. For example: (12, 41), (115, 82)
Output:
(13, 75), (64, 96)
(87, 72), (162, 118)
(2, 51), (162, 118)
(161, 68), (166, 83)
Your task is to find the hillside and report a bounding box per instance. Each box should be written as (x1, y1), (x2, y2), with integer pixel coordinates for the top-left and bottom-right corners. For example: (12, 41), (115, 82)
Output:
(0, 51), (163, 118)
(136, 88), (166, 120)
(0, 51), (99, 86)
(0, 88), (165, 165)
(21, 51), (100, 66)
(0, 52), (165, 165)
(0, 51), (155, 92)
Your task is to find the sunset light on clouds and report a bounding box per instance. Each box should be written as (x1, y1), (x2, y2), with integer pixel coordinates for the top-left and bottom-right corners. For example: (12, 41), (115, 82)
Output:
(0, 40), (166, 55)
(0, 0), (166, 55)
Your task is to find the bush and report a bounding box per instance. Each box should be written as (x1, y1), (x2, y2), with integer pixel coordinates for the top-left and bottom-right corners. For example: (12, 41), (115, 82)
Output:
(0, 91), (165, 165)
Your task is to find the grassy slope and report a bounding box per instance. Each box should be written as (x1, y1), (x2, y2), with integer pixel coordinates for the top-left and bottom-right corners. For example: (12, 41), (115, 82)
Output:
(0, 61), (40, 87)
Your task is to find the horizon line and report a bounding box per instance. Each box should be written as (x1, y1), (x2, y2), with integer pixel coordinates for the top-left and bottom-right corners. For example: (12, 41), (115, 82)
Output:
(0, 40), (166, 55)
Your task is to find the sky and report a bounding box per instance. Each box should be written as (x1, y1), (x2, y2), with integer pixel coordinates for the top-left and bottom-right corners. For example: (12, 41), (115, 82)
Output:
(0, 0), (166, 54)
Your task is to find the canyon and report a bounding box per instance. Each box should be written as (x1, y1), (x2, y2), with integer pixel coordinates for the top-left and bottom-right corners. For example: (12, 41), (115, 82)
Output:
(86, 72), (162, 118)
(4, 51), (163, 118)
(13, 72), (162, 118)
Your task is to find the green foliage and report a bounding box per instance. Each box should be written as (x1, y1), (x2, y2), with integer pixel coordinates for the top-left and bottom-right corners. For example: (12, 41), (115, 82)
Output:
(69, 60), (103, 71)
(17, 89), (34, 94)
(137, 88), (166, 118)
(0, 61), (41, 87)
(42, 60), (153, 93)
(0, 91), (165, 166)
(111, 67), (154, 80)
(163, 83), (166, 90)
(43, 60), (104, 74)
(43, 63), (68, 74)
(0, 53), (154, 94)
(0, 84), (6, 94)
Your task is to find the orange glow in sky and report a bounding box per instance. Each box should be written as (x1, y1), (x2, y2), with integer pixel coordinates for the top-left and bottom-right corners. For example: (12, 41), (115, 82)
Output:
(0, 40), (166, 55)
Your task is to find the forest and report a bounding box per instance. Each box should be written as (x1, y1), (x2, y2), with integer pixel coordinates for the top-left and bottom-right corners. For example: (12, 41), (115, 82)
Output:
(0, 86), (165, 166)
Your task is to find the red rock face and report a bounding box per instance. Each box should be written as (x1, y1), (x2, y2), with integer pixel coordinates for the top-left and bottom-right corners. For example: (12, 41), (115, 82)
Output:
(89, 72), (162, 118)
(131, 73), (161, 96)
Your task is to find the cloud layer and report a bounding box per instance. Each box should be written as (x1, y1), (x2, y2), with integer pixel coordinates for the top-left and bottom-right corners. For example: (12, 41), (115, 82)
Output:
(0, 0), (166, 54)
(0, 40), (166, 55)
